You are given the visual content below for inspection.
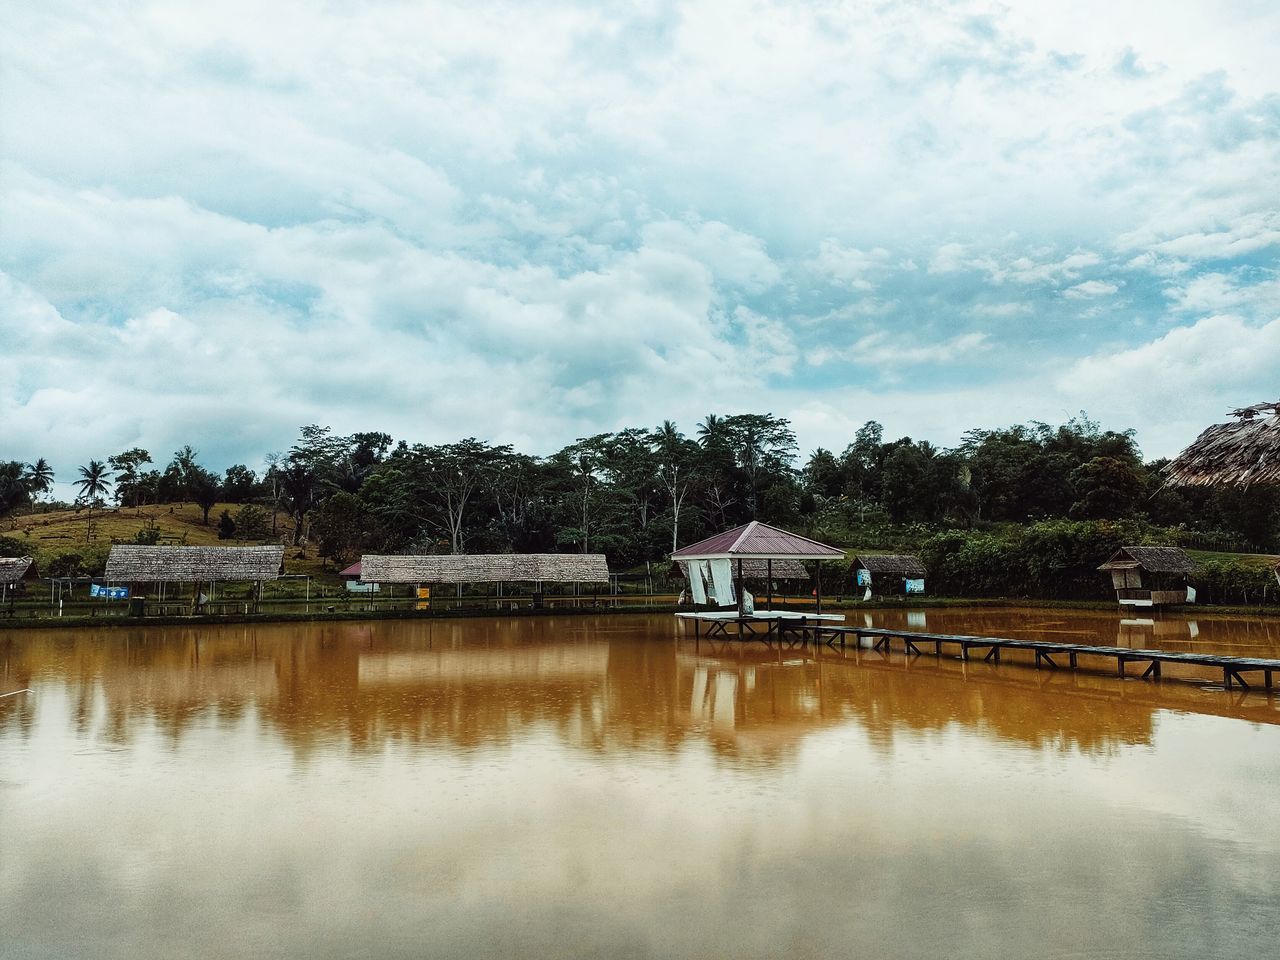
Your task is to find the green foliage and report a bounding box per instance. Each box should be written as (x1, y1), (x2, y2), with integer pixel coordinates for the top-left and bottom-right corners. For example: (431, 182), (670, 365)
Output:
(0, 534), (29, 556)
(235, 504), (270, 540)
(134, 522), (161, 545)
(216, 509), (237, 540)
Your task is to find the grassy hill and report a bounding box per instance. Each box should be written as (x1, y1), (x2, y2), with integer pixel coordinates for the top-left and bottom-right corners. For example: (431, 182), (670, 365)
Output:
(2, 502), (334, 579)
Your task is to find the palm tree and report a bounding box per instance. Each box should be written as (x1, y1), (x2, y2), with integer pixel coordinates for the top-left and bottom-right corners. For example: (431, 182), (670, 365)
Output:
(696, 414), (723, 446)
(23, 458), (54, 500)
(75, 460), (114, 542)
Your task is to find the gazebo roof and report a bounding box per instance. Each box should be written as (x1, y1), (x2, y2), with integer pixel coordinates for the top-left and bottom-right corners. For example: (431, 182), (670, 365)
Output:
(1165, 402), (1280, 487)
(0, 556), (36, 585)
(105, 545), (285, 582)
(853, 554), (927, 577)
(1097, 546), (1199, 575)
(360, 553), (609, 584)
(671, 521), (844, 561)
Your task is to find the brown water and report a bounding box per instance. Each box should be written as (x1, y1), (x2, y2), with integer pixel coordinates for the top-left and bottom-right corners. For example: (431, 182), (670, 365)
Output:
(2, 609), (1279, 959)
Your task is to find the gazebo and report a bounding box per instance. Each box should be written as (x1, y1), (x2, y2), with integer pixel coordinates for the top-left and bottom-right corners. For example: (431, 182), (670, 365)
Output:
(1097, 546), (1199, 608)
(104, 544), (286, 613)
(671, 520), (845, 616)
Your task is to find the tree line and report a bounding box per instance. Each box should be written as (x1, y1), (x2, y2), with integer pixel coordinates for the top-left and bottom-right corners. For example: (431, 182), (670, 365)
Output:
(4, 412), (1279, 570)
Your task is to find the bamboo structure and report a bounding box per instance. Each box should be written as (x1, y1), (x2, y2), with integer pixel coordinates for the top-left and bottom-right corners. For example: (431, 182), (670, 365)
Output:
(359, 554), (609, 584)
(1164, 401), (1280, 487)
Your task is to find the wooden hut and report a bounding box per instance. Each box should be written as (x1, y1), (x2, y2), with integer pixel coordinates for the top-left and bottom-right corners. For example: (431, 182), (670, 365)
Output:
(852, 554), (927, 596)
(1, 556), (37, 612)
(360, 554), (608, 606)
(105, 544), (286, 612)
(1164, 401), (1280, 487)
(1097, 546), (1199, 608)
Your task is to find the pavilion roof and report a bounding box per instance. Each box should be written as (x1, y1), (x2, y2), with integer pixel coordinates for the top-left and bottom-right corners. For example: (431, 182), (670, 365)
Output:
(105, 545), (285, 582)
(1164, 402), (1280, 487)
(0, 556), (36, 585)
(671, 521), (844, 561)
(853, 554), (927, 578)
(360, 553), (609, 584)
(1097, 546), (1199, 575)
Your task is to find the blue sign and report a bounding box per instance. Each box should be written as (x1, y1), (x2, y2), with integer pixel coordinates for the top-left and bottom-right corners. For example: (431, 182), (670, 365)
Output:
(90, 584), (130, 600)
(905, 579), (925, 594)
(856, 568), (871, 586)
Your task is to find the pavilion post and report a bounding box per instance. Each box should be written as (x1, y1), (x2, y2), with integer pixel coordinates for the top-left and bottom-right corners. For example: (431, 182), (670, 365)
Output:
(736, 559), (744, 616)
(816, 562), (823, 615)
(767, 559), (773, 611)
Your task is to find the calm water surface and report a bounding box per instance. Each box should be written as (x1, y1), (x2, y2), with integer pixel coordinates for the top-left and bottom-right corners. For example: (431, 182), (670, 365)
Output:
(2, 608), (1279, 959)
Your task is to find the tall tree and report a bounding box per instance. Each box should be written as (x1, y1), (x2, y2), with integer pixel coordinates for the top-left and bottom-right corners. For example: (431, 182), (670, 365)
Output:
(654, 421), (698, 554)
(74, 460), (114, 541)
(23, 458), (55, 501)
(108, 448), (152, 508)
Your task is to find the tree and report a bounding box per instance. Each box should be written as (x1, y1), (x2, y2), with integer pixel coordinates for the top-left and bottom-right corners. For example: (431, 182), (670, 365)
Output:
(74, 460), (114, 541)
(234, 504), (271, 541)
(189, 468), (222, 524)
(420, 439), (511, 554)
(654, 421), (699, 554)
(222, 464), (257, 503)
(1069, 457), (1144, 520)
(0, 462), (30, 518)
(23, 458), (55, 501)
(108, 448), (152, 508)
(216, 509), (237, 540)
(311, 492), (364, 566)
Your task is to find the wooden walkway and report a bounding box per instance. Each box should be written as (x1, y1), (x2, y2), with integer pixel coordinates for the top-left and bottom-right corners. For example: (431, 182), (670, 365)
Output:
(778, 625), (1280, 691)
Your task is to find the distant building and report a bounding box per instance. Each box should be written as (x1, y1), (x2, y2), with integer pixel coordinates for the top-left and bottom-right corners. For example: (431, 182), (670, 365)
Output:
(1097, 546), (1199, 608)
(852, 555), (927, 596)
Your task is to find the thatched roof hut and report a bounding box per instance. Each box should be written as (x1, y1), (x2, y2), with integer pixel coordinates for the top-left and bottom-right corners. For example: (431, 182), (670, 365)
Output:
(1165, 401), (1280, 487)
(852, 554), (927, 578)
(0, 556), (36, 585)
(105, 545), (285, 582)
(1097, 546), (1199, 607)
(674, 557), (809, 581)
(359, 554), (609, 584)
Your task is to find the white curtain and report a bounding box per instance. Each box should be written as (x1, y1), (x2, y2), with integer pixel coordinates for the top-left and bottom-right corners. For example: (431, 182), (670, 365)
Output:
(687, 561), (708, 604)
(709, 559), (735, 607)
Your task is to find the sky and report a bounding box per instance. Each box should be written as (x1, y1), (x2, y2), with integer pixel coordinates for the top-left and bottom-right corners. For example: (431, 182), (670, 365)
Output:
(3, 0), (1280, 486)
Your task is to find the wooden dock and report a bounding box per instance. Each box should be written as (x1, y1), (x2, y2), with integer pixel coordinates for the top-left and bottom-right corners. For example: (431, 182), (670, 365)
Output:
(774, 625), (1280, 692)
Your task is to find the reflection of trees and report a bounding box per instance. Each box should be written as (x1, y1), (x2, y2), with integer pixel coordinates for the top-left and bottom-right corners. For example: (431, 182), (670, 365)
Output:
(2, 615), (1278, 764)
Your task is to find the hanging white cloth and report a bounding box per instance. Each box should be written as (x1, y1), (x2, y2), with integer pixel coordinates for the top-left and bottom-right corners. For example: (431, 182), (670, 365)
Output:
(709, 559), (735, 608)
(687, 561), (708, 604)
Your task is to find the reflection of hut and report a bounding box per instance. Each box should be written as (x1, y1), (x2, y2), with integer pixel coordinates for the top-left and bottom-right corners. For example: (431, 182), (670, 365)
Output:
(1164, 401), (1280, 487)
(852, 555), (927, 596)
(1097, 546), (1199, 608)
(105, 544), (286, 612)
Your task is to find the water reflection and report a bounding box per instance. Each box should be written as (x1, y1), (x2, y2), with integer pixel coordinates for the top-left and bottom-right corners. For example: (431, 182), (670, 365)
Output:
(2, 613), (1280, 959)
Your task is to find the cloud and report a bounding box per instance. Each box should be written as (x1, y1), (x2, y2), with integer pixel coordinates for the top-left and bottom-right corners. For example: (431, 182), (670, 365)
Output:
(2, 0), (1280, 467)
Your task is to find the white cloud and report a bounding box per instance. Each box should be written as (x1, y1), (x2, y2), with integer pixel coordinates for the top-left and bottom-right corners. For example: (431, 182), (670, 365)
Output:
(1064, 279), (1120, 298)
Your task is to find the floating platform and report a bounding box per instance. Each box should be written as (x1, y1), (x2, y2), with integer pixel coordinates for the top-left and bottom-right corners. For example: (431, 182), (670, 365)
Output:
(675, 610), (844, 639)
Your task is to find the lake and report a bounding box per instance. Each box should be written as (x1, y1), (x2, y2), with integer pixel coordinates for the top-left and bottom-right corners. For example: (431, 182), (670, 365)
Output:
(2, 609), (1279, 958)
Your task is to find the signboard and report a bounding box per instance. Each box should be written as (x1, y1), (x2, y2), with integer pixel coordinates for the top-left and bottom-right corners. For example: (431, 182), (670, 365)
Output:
(904, 579), (925, 594)
(90, 584), (129, 600)
(856, 568), (871, 586)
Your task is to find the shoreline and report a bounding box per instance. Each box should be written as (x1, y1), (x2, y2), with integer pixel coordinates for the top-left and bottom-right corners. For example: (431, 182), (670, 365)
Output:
(5, 595), (1280, 632)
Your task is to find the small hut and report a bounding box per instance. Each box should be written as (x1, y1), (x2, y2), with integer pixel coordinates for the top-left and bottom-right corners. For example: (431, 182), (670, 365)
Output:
(104, 544), (286, 612)
(338, 560), (378, 593)
(359, 554), (609, 605)
(852, 554), (927, 597)
(1097, 546), (1199, 608)
(1164, 401), (1280, 487)
(1, 556), (37, 612)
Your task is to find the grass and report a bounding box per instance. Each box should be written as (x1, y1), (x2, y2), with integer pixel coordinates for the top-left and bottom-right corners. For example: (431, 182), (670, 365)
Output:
(2, 501), (337, 580)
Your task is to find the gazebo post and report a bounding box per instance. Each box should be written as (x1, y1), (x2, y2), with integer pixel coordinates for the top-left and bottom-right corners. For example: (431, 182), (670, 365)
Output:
(816, 562), (823, 615)
(767, 559), (773, 611)
(736, 559), (744, 617)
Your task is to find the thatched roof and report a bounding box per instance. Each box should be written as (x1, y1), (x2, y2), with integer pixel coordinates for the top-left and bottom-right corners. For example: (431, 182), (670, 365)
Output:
(853, 554), (927, 577)
(105, 545), (285, 582)
(359, 554), (609, 584)
(1097, 546), (1199, 575)
(672, 521), (844, 560)
(1165, 403), (1280, 487)
(0, 556), (35, 585)
(675, 558), (809, 580)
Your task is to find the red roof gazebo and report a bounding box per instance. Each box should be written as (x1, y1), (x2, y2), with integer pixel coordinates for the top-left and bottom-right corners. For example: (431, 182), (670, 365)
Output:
(672, 521), (844, 614)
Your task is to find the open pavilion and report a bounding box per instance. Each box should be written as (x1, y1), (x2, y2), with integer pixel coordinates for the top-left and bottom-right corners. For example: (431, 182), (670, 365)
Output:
(104, 544), (286, 613)
(359, 553), (610, 605)
(671, 521), (846, 639)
